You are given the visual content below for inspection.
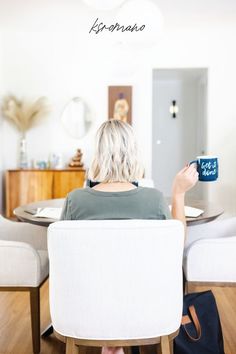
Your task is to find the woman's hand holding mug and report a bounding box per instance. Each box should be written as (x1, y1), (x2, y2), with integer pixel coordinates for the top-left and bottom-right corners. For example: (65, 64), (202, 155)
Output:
(172, 164), (199, 196)
(173, 155), (218, 195)
(171, 156), (218, 238)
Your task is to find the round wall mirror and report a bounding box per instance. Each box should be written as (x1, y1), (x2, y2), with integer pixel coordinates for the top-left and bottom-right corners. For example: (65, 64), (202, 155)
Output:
(61, 97), (92, 139)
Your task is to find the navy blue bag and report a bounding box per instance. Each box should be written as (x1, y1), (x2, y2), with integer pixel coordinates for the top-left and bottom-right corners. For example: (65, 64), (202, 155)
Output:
(174, 290), (225, 354)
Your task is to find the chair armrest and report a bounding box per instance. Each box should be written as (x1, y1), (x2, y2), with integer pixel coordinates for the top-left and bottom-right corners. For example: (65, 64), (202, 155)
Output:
(184, 236), (236, 282)
(185, 217), (236, 251)
(0, 216), (47, 250)
(0, 240), (45, 287)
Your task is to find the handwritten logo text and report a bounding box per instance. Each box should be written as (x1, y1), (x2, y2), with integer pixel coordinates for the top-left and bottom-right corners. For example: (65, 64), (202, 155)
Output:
(89, 18), (145, 35)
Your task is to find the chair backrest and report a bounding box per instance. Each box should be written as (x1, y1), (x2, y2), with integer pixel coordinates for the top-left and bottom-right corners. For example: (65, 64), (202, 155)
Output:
(48, 220), (184, 340)
(138, 178), (155, 188)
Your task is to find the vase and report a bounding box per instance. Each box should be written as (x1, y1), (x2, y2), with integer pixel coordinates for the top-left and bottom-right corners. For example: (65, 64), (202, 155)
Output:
(19, 134), (28, 169)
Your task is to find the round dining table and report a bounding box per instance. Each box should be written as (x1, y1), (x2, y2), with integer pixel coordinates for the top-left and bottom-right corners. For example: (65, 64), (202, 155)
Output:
(13, 197), (224, 227)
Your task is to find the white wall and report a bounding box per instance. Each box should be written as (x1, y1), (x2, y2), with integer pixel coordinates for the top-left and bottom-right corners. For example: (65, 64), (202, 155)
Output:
(0, 30), (153, 173)
(0, 3), (236, 215)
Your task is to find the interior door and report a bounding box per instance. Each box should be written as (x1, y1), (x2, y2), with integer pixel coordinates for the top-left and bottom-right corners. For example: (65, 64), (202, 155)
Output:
(152, 69), (207, 199)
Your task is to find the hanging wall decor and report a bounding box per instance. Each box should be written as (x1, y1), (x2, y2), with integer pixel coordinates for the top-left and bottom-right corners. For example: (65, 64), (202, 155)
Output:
(108, 86), (132, 124)
(61, 97), (92, 139)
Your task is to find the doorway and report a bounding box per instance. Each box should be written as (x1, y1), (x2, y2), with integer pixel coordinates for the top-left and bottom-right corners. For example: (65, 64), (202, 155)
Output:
(152, 68), (208, 199)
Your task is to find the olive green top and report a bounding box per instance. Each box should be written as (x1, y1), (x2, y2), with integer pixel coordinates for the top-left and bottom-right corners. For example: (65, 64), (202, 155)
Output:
(60, 187), (171, 220)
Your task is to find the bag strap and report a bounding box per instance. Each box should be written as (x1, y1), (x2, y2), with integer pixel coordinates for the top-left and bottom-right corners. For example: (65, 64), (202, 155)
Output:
(181, 305), (202, 341)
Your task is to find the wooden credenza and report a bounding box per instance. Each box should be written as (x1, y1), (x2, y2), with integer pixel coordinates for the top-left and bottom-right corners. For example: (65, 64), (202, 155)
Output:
(5, 169), (86, 218)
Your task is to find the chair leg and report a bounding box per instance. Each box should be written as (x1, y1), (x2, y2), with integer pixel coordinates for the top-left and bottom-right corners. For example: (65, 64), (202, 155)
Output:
(169, 339), (174, 354)
(160, 336), (170, 354)
(125, 347), (132, 354)
(185, 281), (189, 294)
(156, 344), (162, 354)
(30, 287), (40, 354)
(66, 337), (79, 354)
(139, 346), (145, 354)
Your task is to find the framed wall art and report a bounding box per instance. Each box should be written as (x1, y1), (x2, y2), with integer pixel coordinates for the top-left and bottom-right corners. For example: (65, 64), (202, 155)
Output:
(108, 86), (132, 124)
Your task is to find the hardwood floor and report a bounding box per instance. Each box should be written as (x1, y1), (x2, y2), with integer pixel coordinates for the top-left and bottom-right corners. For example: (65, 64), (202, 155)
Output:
(0, 281), (235, 353)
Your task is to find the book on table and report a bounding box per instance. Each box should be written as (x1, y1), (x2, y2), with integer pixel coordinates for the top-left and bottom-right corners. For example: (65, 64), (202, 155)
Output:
(33, 208), (62, 220)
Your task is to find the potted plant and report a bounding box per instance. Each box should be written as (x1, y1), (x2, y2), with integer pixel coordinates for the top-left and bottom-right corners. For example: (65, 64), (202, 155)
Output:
(2, 95), (49, 168)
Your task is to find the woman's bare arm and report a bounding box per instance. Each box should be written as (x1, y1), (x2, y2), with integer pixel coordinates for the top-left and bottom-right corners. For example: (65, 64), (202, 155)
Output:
(171, 165), (198, 241)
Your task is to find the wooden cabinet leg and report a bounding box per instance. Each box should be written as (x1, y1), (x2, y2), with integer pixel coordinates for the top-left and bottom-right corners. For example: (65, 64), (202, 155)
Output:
(30, 287), (40, 354)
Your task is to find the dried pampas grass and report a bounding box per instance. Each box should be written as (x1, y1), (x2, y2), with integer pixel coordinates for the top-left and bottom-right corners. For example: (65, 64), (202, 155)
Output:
(2, 95), (49, 134)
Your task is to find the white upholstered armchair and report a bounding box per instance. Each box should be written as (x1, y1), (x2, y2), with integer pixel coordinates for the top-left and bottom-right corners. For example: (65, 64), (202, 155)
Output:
(184, 217), (236, 290)
(48, 219), (184, 354)
(0, 215), (48, 354)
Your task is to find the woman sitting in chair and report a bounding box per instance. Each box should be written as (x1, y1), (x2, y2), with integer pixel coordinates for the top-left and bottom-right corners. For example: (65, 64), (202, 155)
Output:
(61, 118), (197, 231)
(61, 118), (198, 354)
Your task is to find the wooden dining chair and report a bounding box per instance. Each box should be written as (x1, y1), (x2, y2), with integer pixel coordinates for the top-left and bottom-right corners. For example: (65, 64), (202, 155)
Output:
(0, 215), (48, 354)
(48, 219), (184, 354)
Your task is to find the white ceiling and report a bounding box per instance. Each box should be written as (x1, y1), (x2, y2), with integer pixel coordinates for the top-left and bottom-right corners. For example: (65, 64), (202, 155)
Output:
(154, 0), (236, 27)
(0, 0), (235, 31)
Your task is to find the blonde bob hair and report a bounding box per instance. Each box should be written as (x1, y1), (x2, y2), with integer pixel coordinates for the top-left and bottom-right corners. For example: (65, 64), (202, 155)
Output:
(88, 119), (144, 182)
